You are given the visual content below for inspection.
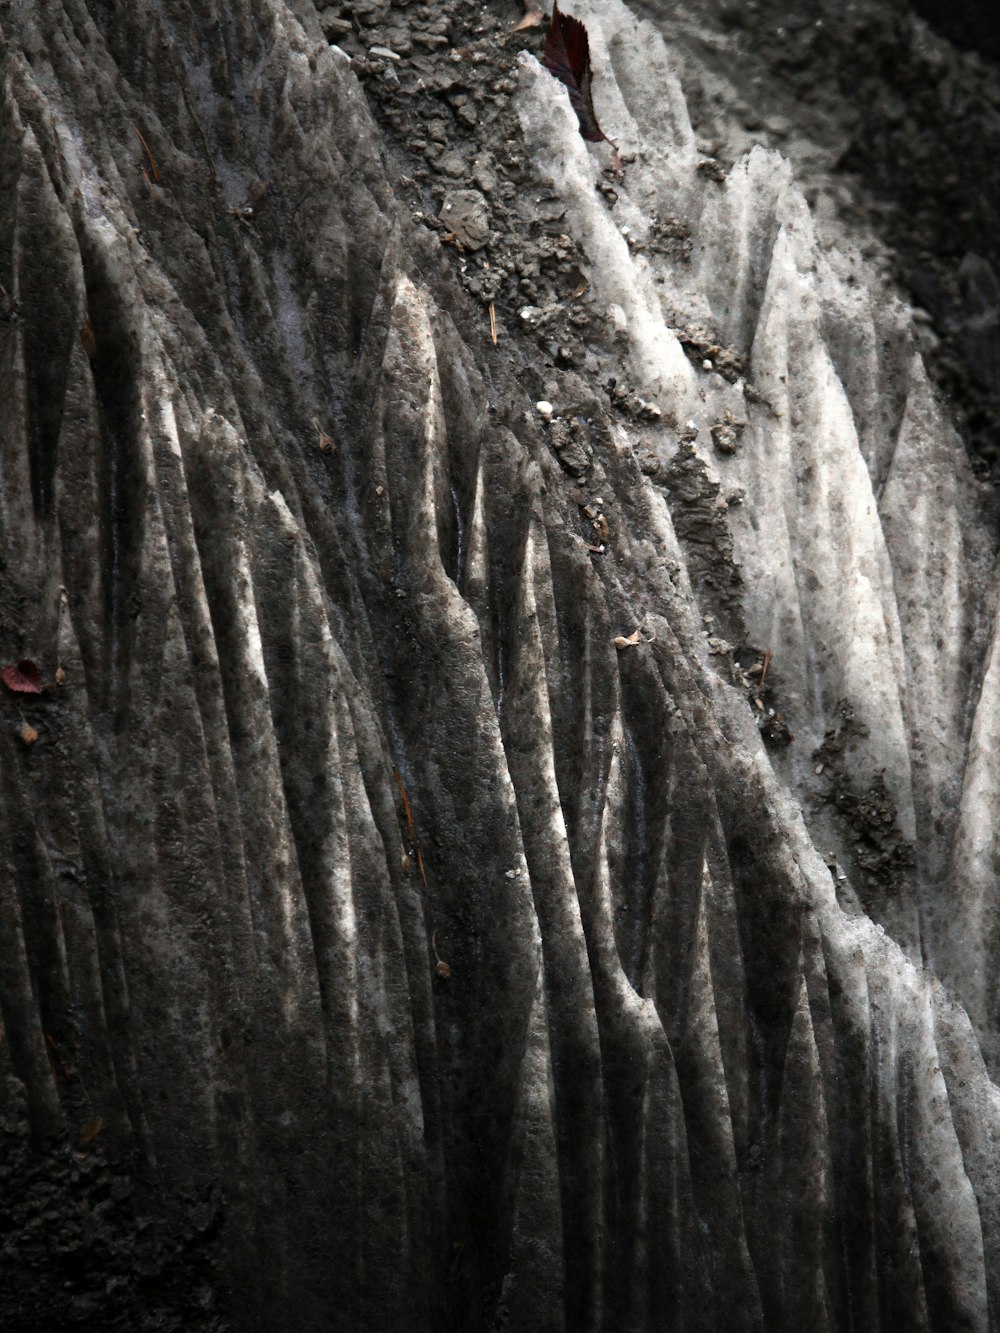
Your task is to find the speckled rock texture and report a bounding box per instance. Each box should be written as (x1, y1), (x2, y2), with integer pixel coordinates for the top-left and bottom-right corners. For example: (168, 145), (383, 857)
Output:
(0, 0), (999, 1330)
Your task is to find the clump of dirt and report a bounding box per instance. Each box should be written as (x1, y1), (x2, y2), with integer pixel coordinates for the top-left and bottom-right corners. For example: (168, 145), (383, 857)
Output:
(661, 433), (744, 621)
(543, 412), (595, 477)
(676, 321), (747, 382)
(567, 482), (619, 554)
(811, 702), (917, 906)
(709, 408), (747, 454)
(613, 212), (693, 263)
(603, 376), (665, 422)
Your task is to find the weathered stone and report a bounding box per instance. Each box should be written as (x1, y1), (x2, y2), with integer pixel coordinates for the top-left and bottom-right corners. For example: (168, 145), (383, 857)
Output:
(439, 188), (490, 250)
(0, 1), (999, 1331)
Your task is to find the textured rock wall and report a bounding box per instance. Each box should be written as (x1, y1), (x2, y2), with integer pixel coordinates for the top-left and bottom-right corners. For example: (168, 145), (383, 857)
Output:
(0, 0), (998, 1329)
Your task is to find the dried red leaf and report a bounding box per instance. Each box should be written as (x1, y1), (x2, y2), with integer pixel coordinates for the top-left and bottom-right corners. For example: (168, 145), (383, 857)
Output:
(3, 660), (43, 694)
(542, 2), (617, 157)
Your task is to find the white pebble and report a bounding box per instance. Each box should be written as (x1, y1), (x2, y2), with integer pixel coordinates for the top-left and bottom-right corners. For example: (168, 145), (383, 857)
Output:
(368, 45), (401, 60)
(536, 400), (554, 421)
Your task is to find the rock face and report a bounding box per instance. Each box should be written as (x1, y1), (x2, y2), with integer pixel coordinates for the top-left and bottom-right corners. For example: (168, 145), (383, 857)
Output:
(0, 0), (999, 1330)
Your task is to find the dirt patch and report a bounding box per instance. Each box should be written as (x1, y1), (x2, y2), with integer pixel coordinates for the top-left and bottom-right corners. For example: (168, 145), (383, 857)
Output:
(661, 434), (744, 621)
(676, 321), (747, 383)
(812, 702), (917, 907)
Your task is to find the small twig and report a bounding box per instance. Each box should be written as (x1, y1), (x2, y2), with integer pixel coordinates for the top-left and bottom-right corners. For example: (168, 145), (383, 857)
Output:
(393, 768), (416, 845)
(135, 127), (160, 183)
(45, 1032), (71, 1082)
(488, 301), (497, 346)
(759, 648), (772, 691)
(393, 768), (427, 888)
(179, 81), (220, 189)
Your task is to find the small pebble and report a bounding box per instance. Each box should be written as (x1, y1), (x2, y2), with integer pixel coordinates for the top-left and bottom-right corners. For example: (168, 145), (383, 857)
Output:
(702, 358), (713, 371)
(536, 400), (554, 421)
(369, 45), (401, 61)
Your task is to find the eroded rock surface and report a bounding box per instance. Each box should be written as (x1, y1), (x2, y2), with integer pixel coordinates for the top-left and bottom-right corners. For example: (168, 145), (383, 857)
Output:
(1, 0), (999, 1330)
